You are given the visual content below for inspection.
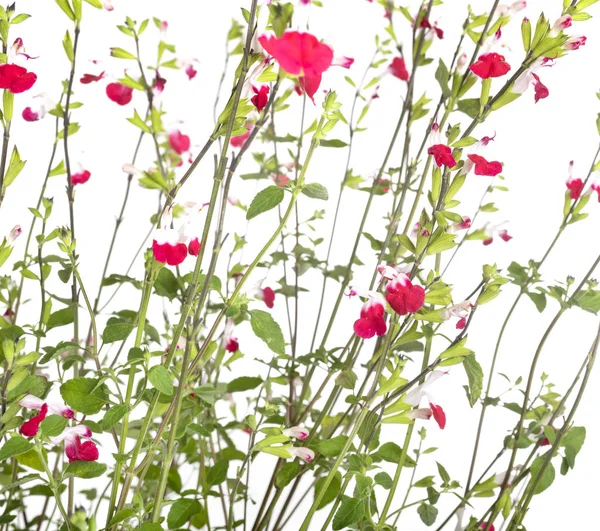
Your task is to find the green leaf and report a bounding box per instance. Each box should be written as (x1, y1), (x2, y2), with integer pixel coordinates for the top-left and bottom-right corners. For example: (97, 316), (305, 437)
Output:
(102, 322), (134, 343)
(317, 435), (348, 457)
(332, 497), (364, 530)
(374, 471), (393, 489)
(40, 415), (68, 437)
(55, 0), (76, 21)
(47, 307), (73, 330)
(562, 426), (586, 469)
(167, 499), (203, 529)
(207, 460), (228, 486)
(529, 456), (555, 494)
(0, 436), (33, 461)
(148, 365), (174, 396)
(62, 30), (74, 62)
(110, 47), (137, 60)
(108, 509), (136, 527)
(275, 461), (301, 488)
(440, 337), (473, 359)
(320, 139), (348, 148)
(60, 378), (108, 415)
(314, 472), (341, 510)
(246, 186), (284, 220)
(463, 354), (483, 407)
(249, 310), (285, 355)
(302, 183), (329, 200)
(526, 291), (547, 313)
(101, 404), (128, 431)
(226, 376), (262, 393)
(127, 109), (151, 133)
(417, 503), (439, 526)
(457, 98), (480, 119)
(154, 268), (180, 300)
(434, 59), (451, 98)
(64, 461), (107, 479)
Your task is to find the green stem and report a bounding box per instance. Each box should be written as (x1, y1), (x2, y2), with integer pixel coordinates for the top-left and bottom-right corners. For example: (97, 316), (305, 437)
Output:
(36, 446), (73, 531)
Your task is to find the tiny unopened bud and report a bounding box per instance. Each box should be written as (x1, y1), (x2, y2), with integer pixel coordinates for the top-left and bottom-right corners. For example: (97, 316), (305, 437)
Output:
(8, 225), (21, 244)
(566, 275), (575, 285)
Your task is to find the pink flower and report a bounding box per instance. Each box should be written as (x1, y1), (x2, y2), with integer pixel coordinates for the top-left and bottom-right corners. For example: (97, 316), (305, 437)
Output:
(469, 53), (511, 79)
(106, 82), (133, 105)
(480, 524), (495, 531)
(71, 170), (91, 186)
(251, 85), (270, 112)
(19, 394), (74, 419)
(168, 130), (191, 155)
(230, 128), (251, 148)
(443, 301), (472, 330)
(552, 15), (572, 34)
(22, 92), (54, 122)
(467, 154), (502, 176)
(283, 426), (309, 440)
(385, 274), (425, 316)
(80, 71), (105, 84)
(100, 0), (114, 10)
(531, 74), (549, 103)
(565, 36), (587, 50)
(273, 174), (290, 187)
(332, 55), (354, 68)
(566, 160), (585, 200)
(289, 447), (315, 462)
(153, 70), (167, 94)
(223, 318), (239, 353)
(20, 403), (47, 437)
(430, 402), (446, 429)
(590, 180), (600, 201)
(258, 31), (333, 79)
(188, 237), (201, 256)
(427, 122), (456, 168)
(389, 57), (409, 81)
(456, 53), (469, 75)
(0, 63), (37, 94)
(513, 59), (550, 103)
(482, 223), (512, 246)
(450, 216), (471, 233)
(420, 17), (444, 40)
(404, 371), (447, 429)
(353, 291), (387, 339)
(8, 225), (22, 244)
(185, 63), (197, 79)
(51, 425), (99, 462)
(225, 336), (239, 353)
(262, 287), (275, 308)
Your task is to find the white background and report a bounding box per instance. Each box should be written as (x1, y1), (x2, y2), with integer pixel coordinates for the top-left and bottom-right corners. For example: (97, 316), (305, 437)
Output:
(1, 0), (600, 529)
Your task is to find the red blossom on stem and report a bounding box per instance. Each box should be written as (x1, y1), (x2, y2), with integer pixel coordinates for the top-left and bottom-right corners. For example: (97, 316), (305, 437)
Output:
(19, 403), (48, 437)
(168, 130), (191, 155)
(389, 57), (409, 81)
(251, 85), (270, 112)
(428, 144), (456, 168)
(467, 154), (503, 176)
(0, 63), (37, 93)
(469, 53), (511, 79)
(385, 275), (425, 316)
(71, 170), (91, 186)
(80, 71), (105, 84)
(353, 292), (387, 339)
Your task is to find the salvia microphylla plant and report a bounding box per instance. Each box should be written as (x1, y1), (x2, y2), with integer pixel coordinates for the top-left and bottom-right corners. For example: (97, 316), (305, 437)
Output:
(0, 0), (599, 529)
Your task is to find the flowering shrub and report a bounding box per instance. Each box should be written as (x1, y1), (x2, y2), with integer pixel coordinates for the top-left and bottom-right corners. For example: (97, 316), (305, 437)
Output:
(0, 0), (599, 530)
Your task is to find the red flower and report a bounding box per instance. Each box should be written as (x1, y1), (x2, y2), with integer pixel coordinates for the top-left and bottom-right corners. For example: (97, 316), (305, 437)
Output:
(389, 57), (409, 81)
(71, 170), (91, 186)
(479, 524), (495, 531)
(153, 70), (167, 93)
(566, 161), (584, 199)
(65, 436), (99, 462)
(262, 287), (275, 309)
(298, 74), (322, 103)
(354, 293), (387, 339)
(188, 237), (201, 256)
(429, 402), (446, 429)
(385, 275), (425, 316)
(80, 71), (105, 84)
(467, 154), (502, 176)
(469, 53), (511, 79)
(532, 73), (549, 103)
(20, 403), (48, 437)
(428, 144), (456, 168)
(168, 130), (191, 155)
(258, 31), (333, 79)
(230, 128), (251, 148)
(226, 337), (239, 353)
(251, 85), (270, 112)
(273, 174), (290, 187)
(106, 82), (133, 105)
(0, 63), (37, 94)
(153, 239), (188, 266)
(185, 64), (197, 80)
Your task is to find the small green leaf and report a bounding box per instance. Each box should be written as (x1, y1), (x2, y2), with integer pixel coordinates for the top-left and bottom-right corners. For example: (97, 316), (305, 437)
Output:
(64, 461), (107, 479)
(148, 365), (174, 396)
(463, 354), (483, 407)
(226, 376), (262, 393)
(60, 378), (108, 415)
(102, 323), (134, 343)
(332, 497), (364, 530)
(110, 47), (137, 60)
(275, 461), (301, 488)
(249, 309), (285, 355)
(417, 503), (439, 526)
(246, 186), (284, 220)
(167, 499), (203, 529)
(302, 183), (329, 200)
(101, 404), (128, 431)
(0, 436), (33, 461)
(47, 307), (74, 330)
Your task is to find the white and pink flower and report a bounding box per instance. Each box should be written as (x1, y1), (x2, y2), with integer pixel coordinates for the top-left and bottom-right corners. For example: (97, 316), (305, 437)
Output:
(443, 301), (472, 330)
(283, 426), (309, 440)
(50, 425), (99, 462)
(289, 447), (315, 462)
(351, 289), (387, 340)
(403, 371), (447, 429)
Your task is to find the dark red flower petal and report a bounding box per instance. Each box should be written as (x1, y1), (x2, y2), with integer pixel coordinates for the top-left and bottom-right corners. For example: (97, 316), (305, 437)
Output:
(428, 144), (457, 168)
(430, 402), (446, 429)
(80, 72), (105, 84)
(168, 130), (191, 155)
(22, 107), (39, 122)
(0, 63), (37, 94)
(469, 53), (511, 79)
(251, 85), (270, 112)
(262, 287), (275, 309)
(389, 57), (409, 81)
(71, 170), (91, 186)
(468, 154), (503, 176)
(188, 237), (201, 256)
(20, 403), (48, 437)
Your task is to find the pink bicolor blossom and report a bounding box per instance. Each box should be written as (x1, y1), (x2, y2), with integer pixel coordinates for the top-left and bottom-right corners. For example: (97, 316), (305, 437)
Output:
(427, 122), (456, 168)
(443, 301), (472, 330)
(20, 403), (47, 437)
(404, 371), (447, 429)
(449, 216), (471, 233)
(50, 425), (99, 462)
(512, 58), (550, 103)
(497, 1), (526, 15)
(566, 160), (585, 200)
(565, 36), (587, 51)
(22, 92), (54, 122)
(385, 274), (426, 316)
(8, 225), (22, 245)
(352, 290), (387, 339)
(19, 394), (74, 419)
(289, 447), (315, 462)
(283, 426), (309, 440)
(482, 223), (512, 246)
